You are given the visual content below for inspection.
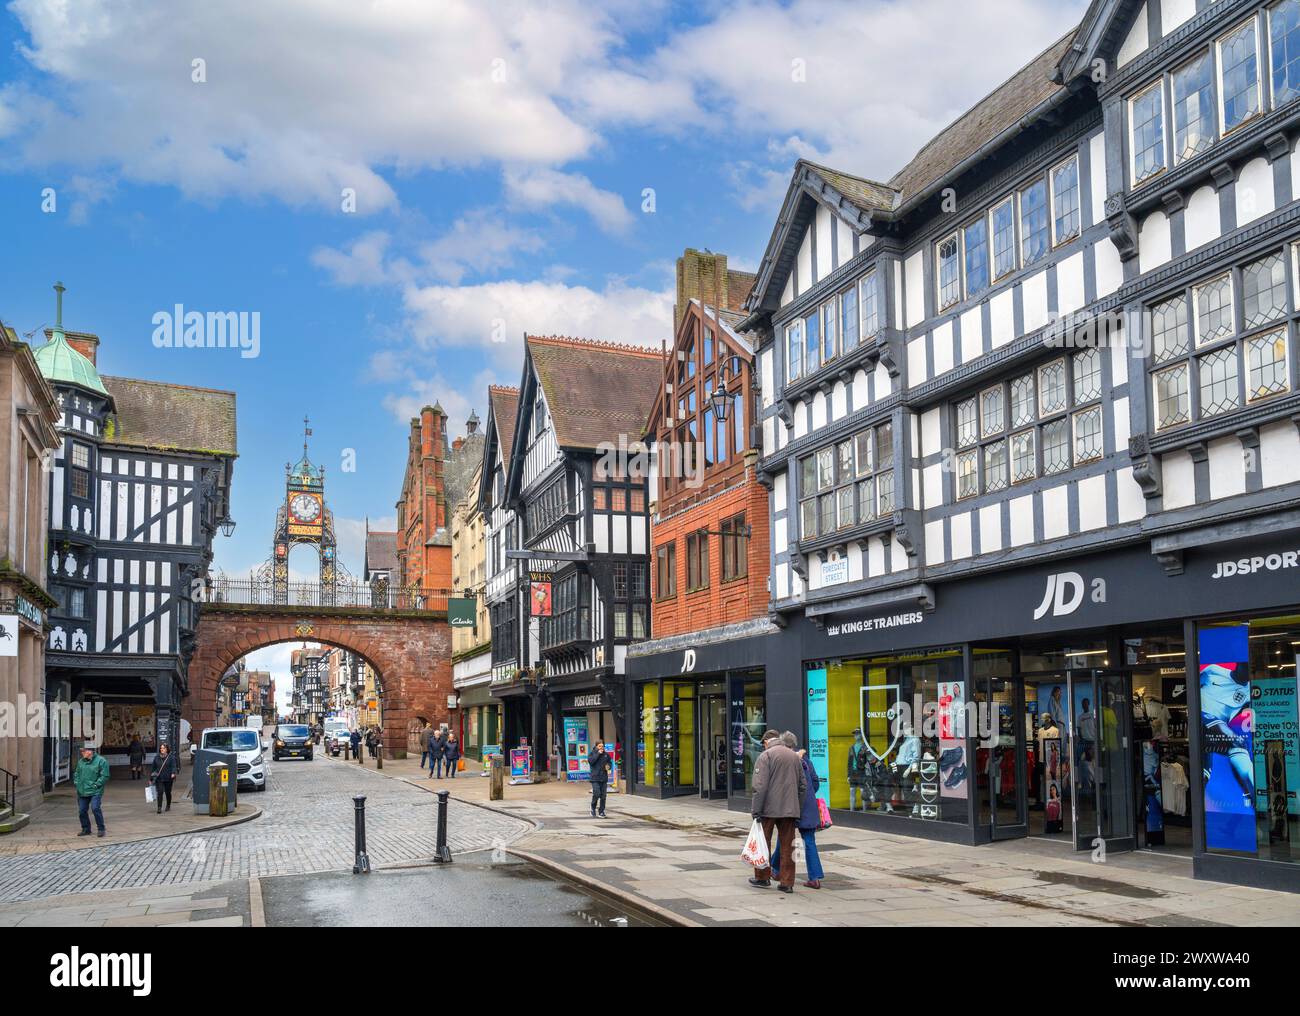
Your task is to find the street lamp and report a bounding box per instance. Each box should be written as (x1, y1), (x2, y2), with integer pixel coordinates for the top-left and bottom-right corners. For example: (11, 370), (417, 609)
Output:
(219, 516), (236, 538)
(710, 356), (743, 420)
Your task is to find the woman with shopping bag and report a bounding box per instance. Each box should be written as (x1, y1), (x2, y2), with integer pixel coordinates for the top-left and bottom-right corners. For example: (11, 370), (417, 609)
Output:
(149, 743), (178, 814)
(772, 735), (828, 889)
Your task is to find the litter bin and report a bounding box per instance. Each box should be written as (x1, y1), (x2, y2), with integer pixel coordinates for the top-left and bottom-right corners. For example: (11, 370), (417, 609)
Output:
(208, 762), (232, 816)
(191, 748), (238, 814)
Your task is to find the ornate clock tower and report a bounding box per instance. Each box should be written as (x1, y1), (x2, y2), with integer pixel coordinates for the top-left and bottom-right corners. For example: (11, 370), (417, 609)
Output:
(272, 417), (339, 604)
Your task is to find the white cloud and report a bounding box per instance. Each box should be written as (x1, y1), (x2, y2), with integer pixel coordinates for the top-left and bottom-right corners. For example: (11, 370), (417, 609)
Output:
(5, 0), (613, 208)
(380, 370), (494, 427)
(399, 276), (672, 368)
(503, 166), (634, 234)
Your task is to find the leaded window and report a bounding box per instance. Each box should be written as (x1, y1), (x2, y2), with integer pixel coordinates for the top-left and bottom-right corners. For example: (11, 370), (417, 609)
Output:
(1130, 81), (1166, 183)
(1074, 407), (1103, 463)
(1050, 156), (1080, 245)
(956, 397), (979, 448)
(937, 233), (961, 310)
(1011, 373), (1036, 428)
(1154, 363), (1191, 429)
(841, 286), (859, 351)
(1220, 19), (1261, 131)
(980, 386), (1005, 437)
(1042, 418), (1071, 475)
(1020, 179), (1049, 265)
(1247, 329), (1290, 400)
(1152, 294), (1189, 363)
(965, 218), (989, 298)
(1273, 0), (1300, 106)
(798, 421), (893, 539)
(1199, 345), (1241, 417)
(1173, 53), (1216, 163)
(956, 450), (979, 500)
(1194, 274), (1234, 345)
(1242, 253), (1287, 328)
(991, 197), (1016, 280)
(1038, 359), (1067, 415)
(1011, 430), (1036, 484)
(860, 271), (880, 338)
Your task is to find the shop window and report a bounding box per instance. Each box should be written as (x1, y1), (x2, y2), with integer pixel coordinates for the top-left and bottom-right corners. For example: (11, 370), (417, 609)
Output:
(806, 649), (969, 824)
(1197, 616), (1300, 864)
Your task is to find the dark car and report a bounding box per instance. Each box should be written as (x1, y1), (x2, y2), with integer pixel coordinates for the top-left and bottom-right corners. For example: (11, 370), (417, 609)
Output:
(272, 724), (314, 762)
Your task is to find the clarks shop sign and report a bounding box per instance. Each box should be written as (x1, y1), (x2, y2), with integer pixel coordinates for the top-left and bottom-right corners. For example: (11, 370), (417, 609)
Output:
(807, 534), (1300, 652)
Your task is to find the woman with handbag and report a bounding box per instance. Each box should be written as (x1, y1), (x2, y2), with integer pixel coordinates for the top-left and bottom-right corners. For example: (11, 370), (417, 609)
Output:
(150, 742), (178, 814)
(771, 734), (827, 889)
(444, 733), (462, 778)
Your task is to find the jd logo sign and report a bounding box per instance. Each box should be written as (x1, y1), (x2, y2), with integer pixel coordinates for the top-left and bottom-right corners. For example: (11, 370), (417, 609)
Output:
(680, 649), (697, 673)
(1033, 571), (1107, 621)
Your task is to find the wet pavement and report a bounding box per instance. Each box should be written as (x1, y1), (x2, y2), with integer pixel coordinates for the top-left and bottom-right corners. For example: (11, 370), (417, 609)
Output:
(259, 856), (663, 927)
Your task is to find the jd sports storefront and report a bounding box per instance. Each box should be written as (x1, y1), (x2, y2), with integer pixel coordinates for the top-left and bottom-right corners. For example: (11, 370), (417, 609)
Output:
(796, 527), (1300, 892)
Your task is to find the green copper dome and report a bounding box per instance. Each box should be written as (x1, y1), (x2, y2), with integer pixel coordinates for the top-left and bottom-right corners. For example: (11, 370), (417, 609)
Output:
(34, 327), (109, 396)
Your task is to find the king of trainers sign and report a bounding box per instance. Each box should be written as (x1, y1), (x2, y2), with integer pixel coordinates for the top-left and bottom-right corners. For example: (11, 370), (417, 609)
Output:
(802, 530), (1300, 654)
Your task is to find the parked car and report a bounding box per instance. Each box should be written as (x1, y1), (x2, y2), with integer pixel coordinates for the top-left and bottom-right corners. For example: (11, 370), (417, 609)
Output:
(195, 726), (266, 791)
(271, 724), (314, 762)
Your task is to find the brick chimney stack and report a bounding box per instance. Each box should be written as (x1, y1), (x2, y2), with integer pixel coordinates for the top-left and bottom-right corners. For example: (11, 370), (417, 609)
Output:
(45, 328), (100, 365)
(674, 249), (756, 330)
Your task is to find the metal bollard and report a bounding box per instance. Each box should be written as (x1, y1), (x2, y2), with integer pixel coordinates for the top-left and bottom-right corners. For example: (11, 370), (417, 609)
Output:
(376, 745), (383, 770)
(489, 755), (504, 801)
(344, 742), (350, 761)
(433, 789), (452, 863)
(358, 743), (364, 765)
(352, 794), (371, 874)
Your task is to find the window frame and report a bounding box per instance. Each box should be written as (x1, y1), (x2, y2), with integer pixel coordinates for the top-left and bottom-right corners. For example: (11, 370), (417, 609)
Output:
(797, 420), (894, 540)
(1217, 15), (1263, 135)
(1128, 78), (1168, 185)
(1048, 154), (1081, 247)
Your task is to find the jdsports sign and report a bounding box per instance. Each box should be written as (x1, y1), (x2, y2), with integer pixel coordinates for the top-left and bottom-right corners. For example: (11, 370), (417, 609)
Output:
(807, 531), (1300, 653)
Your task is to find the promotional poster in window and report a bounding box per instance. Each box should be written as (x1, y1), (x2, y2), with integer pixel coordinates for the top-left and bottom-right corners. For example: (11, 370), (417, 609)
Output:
(1199, 625), (1256, 853)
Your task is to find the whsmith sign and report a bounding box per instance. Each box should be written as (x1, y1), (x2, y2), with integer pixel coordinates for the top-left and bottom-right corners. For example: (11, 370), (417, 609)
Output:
(804, 534), (1300, 655)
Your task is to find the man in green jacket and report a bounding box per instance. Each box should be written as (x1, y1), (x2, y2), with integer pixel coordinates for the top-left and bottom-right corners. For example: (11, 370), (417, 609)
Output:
(74, 744), (110, 837)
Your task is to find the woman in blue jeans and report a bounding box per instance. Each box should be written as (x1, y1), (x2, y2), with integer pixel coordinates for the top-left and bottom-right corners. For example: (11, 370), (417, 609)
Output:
(772, 739), (825, 889)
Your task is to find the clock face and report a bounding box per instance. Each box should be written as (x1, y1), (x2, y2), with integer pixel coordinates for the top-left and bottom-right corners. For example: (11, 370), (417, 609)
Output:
(290, 493), (321, 523)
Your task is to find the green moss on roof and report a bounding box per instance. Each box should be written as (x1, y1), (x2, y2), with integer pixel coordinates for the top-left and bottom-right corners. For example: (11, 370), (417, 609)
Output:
(33, 328), (109, 396)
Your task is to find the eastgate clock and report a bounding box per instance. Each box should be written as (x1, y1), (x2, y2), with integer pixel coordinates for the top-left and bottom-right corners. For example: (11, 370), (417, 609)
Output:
(290, 493), (321, 523)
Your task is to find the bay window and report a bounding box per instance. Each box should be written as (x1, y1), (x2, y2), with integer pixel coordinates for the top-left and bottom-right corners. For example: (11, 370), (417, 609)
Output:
(798, 421), (893, 539)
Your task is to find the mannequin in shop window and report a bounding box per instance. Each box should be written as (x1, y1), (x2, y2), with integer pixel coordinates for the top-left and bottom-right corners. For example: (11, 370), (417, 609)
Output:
(894, 725), (923, 815)
(847, 729), (872, 811)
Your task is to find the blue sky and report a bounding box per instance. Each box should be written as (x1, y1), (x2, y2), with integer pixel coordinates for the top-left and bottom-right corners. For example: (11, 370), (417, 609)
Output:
(0, 0), (1083, 698)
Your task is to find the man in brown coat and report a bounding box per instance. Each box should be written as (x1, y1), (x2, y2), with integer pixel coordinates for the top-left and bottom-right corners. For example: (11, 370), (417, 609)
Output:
(749, 729), (807, 893)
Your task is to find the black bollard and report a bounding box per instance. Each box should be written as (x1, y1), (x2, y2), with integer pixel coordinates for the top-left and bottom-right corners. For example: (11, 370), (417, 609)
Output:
(433, 789), (452, 863)
(352, 794), (371, 874)
(376, 745), (383, 770)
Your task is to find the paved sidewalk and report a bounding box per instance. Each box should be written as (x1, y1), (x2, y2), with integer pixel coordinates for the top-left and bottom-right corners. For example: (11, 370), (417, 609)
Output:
(0, 879), (251, 927)
(354, 752), (1300, 927)
(0, 770), (260, 857)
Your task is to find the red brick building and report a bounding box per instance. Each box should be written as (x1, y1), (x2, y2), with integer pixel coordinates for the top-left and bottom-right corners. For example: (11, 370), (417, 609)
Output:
(393, 404), (483, 595)
(625, 250), (778, 807)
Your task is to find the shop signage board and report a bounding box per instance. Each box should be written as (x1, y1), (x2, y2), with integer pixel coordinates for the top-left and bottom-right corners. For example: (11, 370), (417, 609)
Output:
(820, 556), (849, 586)
(1253, 677), (1300, 817)
(804, 535), (1300, 658)
(448, 597), (477, 628)
(806, 669), (829, 805)
(15, 594), (43, 628)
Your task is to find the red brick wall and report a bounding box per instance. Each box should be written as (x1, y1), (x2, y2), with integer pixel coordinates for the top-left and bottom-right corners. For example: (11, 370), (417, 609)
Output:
(651, 475), (770, 638)
(184, 608), (453, 758)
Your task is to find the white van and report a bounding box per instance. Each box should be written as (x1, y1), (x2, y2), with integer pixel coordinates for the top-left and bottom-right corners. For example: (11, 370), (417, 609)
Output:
(195, 726), (267, 791)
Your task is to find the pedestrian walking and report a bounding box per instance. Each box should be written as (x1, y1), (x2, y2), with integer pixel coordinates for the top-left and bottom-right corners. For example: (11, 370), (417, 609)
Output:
(433, 727), (449, 778)
(444, 733), (461, 778)
(589, 741), (612, 818)
(127, 736), (145, 781)
(365, 727), (376, 759)
(747, 729), (806, 893)
(419, 722), (433, 769)
(349, 728), (362, 759)
(771, 734), (826, 889)
(150, 742), (179, 814)
(73, 744), (110, 838)
(427, 727), (445, 779)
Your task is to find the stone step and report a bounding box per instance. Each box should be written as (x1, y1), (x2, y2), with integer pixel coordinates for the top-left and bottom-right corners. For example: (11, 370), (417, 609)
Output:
(0, 811), (31, 834)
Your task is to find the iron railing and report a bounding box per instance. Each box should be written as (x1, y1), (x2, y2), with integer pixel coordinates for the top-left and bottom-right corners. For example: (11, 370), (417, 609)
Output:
(203, 577), (461, 612)
(0, 767), (15, 816)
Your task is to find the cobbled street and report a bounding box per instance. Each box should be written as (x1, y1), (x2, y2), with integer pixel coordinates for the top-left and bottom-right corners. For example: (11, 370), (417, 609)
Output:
(0, 756), (531, 905)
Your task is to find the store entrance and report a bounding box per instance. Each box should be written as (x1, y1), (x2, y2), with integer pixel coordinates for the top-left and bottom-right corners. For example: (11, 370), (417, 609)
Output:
(698, 690), (727, 799)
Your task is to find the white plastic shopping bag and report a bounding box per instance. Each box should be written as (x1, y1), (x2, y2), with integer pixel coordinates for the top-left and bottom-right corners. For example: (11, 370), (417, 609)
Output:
(145, 784), (156, 804)
(740, 818), (770, 868)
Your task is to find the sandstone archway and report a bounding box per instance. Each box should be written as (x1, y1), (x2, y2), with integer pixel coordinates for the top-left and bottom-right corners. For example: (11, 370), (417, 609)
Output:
(185, 607), (451, 758)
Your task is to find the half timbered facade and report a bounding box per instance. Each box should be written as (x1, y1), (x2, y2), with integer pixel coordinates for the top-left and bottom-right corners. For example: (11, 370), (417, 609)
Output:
(740, 0), (1300, 891)
(491, 337), (662, 779)
(36, 305), (236, 770)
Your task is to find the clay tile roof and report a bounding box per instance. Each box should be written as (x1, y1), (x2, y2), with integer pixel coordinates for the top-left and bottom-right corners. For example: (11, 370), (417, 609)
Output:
(364, 530), (398, 573)
(526, 336), (665, 451)
(100, 375), (237, 456)
(888, 30), (1077, 204)
(488, 385), (520, 459)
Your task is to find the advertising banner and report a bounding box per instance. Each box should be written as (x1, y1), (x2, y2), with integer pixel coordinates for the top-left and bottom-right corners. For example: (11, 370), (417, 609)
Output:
(938, 680), (967, 799)
(563, 716), (590, 781)
(806, 668), (829, 805)
(1252, 677), (1300, 817)
(1199, 625), (1256, 853)
(509, 747), (533, 784)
